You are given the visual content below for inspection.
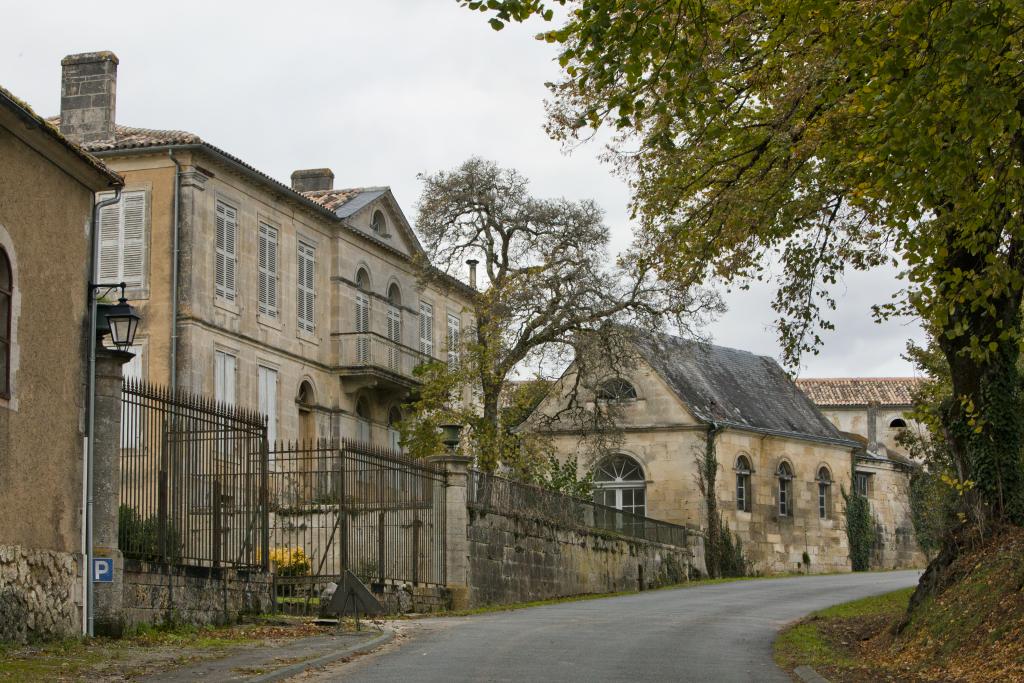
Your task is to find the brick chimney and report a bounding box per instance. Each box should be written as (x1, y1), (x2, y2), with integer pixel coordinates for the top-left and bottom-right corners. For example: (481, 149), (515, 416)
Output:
(60, 51), (119, 145)
(291, 168), (334, 192)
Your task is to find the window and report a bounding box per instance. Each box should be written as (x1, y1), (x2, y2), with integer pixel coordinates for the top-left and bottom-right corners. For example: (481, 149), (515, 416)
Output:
(735, 455), (752, 513)
(419, 301), (434, 356)
(297, 242), (316, 333)
(371, 210), (387, 235)
(593, 454), (646, 516)
(387, 284), (402, 371)
(387, 406), (403, 453)
(215, 351), (236, 407)
(355, 268), (371, 362)
(215, 200), (238, 301)
(447, 313), (460, 368)
(597, 377), (637, 402)
(777, 461), (794, 517)
(889, 417), (908, 429)
(817, 466), (832, 520)
(258, 366), (278, 447)
(0, 247), (11, 399)
(97, 190), (146, 288)
(258, 222), (279, 318)
(120, 344), (143, 448)
(854, 471), (871, 497)
(356, 397), (371, 445)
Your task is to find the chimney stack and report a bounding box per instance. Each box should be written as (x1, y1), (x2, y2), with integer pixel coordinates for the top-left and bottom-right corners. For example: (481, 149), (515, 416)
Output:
(466, 259), (478, 290)
(60, 51), (118, 145)
(291, 168), (334, 193)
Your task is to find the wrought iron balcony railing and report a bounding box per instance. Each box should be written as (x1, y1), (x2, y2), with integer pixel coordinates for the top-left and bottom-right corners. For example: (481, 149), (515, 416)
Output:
(335, 332), (433, 385)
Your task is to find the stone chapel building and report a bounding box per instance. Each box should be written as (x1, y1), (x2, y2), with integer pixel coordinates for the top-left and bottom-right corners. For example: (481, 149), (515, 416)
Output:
(51, 52), (475, 450)
(532, 331), (925, 574)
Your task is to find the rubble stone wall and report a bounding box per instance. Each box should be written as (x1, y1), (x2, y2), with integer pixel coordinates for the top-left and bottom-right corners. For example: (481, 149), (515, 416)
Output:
(0, 545), (81, 643)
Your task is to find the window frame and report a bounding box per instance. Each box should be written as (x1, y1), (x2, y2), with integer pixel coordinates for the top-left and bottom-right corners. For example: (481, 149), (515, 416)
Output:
(596, 377), (638, 402)
(777, 461), (794, 517)
(446, 313), (461, 368)
(419, 300), (434, 356)
(816, 466), (832, 520)
(97, 189), (148, 291)
(215, 199), (238, 302)
(297, 241), (316, 333)
(854, 471), (872, 497)
(735, 455), (752, 513)
(0, 247), (11, 400)
(257, 221), (280, 319)
(593, 454), (647, 517)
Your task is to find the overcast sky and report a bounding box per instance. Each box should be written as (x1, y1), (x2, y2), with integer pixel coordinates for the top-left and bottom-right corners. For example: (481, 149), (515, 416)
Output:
(2, 0), (924, 378)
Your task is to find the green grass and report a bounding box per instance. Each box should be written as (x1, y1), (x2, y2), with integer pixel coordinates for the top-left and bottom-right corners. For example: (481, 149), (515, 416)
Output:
(773, 587), (913, 673)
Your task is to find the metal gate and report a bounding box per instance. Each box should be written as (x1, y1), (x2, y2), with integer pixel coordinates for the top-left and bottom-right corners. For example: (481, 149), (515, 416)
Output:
(268, 439), (447, 613)
(119, 379), (269, 570)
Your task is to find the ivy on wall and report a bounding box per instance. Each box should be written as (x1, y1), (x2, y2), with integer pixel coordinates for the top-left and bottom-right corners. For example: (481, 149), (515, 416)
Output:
(843, 488), (876, 571)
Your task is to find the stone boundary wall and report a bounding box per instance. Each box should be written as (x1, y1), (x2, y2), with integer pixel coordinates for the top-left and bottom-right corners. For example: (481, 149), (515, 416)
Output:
(465, 508), (704, 607)
(0, 545), (81, 643)
(122, 560), (273, 628)
(371, 583), (450, 614)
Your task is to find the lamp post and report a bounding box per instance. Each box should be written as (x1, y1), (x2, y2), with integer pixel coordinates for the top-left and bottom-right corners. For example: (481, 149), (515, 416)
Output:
(85, 281), (140, 637)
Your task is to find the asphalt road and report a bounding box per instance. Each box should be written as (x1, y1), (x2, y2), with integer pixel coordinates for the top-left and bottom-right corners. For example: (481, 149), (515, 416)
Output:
(300, 570), (921, 683)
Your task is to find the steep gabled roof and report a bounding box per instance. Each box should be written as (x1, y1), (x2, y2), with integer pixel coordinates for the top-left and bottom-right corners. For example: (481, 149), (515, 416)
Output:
(796, 377), (922, 407)
(634, 332), (854, 447)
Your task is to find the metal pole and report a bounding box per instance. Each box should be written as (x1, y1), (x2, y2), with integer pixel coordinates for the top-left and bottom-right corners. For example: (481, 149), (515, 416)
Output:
(85, 292), (98, 637)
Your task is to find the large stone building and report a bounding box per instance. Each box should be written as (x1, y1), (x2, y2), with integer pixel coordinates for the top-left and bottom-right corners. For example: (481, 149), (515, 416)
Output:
(0, 83), (123, 641)
(52, 52), (475, 449)
(533, 331), (925, 574)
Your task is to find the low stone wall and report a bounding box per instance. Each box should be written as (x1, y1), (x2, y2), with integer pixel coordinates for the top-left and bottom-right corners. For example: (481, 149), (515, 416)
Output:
(465, 508), (703, 607)
(122, 560), (273, 628)
(371, 583), (450, 614)
(0, 545), (81, 643)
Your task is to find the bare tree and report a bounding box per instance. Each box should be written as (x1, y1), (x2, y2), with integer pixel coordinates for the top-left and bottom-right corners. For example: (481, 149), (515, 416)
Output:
(410, 157), (719, 469)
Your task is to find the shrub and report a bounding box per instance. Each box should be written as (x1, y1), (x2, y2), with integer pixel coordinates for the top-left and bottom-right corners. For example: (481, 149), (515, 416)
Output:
(269, 546), (311, 577)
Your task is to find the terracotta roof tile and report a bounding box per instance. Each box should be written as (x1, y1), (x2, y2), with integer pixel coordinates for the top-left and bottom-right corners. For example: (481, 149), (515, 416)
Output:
(303, 188), (371, 212)
(796, 377), (923, 407)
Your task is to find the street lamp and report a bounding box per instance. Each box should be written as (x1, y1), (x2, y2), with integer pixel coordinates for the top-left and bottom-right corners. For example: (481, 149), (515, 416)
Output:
(85, 280), (140, 637)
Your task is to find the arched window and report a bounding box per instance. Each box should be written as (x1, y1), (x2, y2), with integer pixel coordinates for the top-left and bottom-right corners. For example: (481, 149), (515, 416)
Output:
(735, 455), (752, 513)
(889, 417), (907, 429)
(777, 461), (794, 517)
(593, 454), (646, 516)
(354, 269), (371, 362)
(0, 247), (11, 399)
(596, 377), (637, 402)
(386, 284), (402, 370)
(371, 210), (387, 235)
(816, 466), (832, 520)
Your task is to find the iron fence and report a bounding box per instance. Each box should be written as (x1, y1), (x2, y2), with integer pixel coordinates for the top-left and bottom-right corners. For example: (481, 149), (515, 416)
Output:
(468, 470), (691, 547)
(267, 439), (447, 612)
(119, 379), (268, 570)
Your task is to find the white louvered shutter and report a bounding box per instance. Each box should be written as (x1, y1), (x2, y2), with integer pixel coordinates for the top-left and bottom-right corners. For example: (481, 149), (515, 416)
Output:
(97, 197), (121, 281)
(297, 242), (315, 333)
(215, 201), (237, 301)
(121, 192), (146, 287)
(258, 223), (278, 317)
(258, 366), (278, 447)
(387, 305), (401, 371)
(419, 301), (434, 356)
(355, 292), (370, 363)
(447, 314), (461, 367)
(215, 351), (236, 407)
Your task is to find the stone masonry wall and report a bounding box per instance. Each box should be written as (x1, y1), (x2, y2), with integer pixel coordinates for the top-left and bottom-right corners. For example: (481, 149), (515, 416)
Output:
(122, 560), (273, 628)
(466, 508), (702, 607)
(0, 545), (81, 643)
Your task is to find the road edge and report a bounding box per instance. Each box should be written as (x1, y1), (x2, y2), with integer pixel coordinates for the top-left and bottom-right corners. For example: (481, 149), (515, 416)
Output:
(247, 629), (395, 683)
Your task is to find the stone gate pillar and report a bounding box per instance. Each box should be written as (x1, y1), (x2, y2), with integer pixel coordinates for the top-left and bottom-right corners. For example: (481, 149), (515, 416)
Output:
(92, 346), (133, 636)
(427, 454), (472, 610)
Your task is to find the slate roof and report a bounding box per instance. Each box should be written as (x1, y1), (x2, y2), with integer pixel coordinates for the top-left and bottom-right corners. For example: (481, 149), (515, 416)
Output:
(634, 332), (854, 447)
(2, 87), (121, 187)
(796, 377), (922, 407)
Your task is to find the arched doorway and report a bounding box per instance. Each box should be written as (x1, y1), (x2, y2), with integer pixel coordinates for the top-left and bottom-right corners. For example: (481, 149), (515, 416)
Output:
(593, 454), (647, 516)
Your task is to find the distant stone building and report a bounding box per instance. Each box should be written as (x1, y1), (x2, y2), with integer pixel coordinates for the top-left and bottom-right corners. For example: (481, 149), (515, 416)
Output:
(797, 377), (926, 568)
(0, 83), (122, 641)
(52, 52), (475, 449)
(532, 332), (925, 574)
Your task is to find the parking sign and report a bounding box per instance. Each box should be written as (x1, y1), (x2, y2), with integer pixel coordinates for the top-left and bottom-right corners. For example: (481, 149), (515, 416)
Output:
(93, 558), (113, 583)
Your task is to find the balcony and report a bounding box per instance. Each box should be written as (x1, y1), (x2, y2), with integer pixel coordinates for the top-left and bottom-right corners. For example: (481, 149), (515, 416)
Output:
(334, 332), (433, 393)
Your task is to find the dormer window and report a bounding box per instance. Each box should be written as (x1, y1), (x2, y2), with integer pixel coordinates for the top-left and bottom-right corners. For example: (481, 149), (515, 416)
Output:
(371, 210), (387, 236)
(596, 378), (637, 402)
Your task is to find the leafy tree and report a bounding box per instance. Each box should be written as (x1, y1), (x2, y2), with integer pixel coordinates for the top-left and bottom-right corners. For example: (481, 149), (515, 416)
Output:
(411, 157), (717, 470)
(464, 1), (1024, 526)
